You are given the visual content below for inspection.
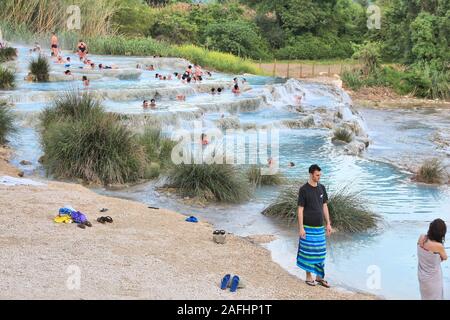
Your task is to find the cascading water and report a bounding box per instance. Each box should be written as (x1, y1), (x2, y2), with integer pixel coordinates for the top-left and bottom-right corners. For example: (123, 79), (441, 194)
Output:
(2, 44), (449, 299)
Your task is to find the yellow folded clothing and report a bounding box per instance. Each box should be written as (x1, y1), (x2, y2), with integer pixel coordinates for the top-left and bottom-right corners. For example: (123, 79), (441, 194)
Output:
(54, 215), (73, 224)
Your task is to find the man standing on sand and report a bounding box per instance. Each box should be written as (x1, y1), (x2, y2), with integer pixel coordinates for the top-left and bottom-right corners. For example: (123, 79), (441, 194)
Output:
(51, 32), (59, 56)
(297, 164), (332, 288)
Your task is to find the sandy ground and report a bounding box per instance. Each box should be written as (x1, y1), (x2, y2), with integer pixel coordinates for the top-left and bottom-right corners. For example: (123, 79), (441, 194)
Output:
(0, 146), (374, 300)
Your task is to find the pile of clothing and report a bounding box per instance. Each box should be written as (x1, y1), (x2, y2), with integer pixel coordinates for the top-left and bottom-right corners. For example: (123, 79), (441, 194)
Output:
(54, 205), (92, 228)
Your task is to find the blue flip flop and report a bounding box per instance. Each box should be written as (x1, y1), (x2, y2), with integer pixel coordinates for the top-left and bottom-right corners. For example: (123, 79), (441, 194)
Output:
(185, 216), (198, 223)
(220, 274), (231, 290)
(230, 275), (240, 292)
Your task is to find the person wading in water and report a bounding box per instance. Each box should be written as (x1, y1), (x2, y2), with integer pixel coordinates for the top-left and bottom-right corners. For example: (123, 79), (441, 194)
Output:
(297, 164), (333, 288)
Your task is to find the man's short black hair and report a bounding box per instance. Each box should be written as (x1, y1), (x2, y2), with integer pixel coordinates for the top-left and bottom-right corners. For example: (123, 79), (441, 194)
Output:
(308, 164), (321, 174)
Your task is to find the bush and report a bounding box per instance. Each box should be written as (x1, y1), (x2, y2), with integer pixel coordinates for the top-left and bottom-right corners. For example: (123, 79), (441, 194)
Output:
(40, 91), (147, 185)
(29, 55), (49, 82)
(0, 47), (17, 62)
(167, 164), (252, 203)
(332, 127), (353, 143)
(138, 127), (176, 170)
(144, 162), (161, 179)
(262, 182), (380, 233)
(203, 20), (271, 60)
(42, 112), (146, 185)
(0, 102), (16, 144)
(415, 158), (445, 184)
(341, 69), (363, 90)
(40, 91), (104, 130)
(0, 67), (15, 89)
(276, 34), (354, 60)
(246, 165), (284, 186)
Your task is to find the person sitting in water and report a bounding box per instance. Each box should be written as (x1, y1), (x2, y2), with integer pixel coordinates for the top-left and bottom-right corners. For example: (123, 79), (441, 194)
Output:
(206, 71), (212, 77)
(56, 55), (64, 64)
(168, 75), (172, 80)
(232, 84), (240, 94)
(418, 219), (447, 300)
(194, 65), (203, 81)
(217, 88), (223, 94)
(176, 94), (186, 101)
(64, 57), (71, 68)
(82, 76), (90, 88)
(163, 76), (167, 81)
(186, 65), (193, 75)
(233, 77), (238, 84)
(98, 64), (112, 70)
(186, 77), (192, 84)
(242, 78), (247, 84)
(295, 94), (303, 106)
(288, 162), (295, 168)
(147, 65), (155, 71)
(155, 73), (159, 79)
(150, 99), (157, 109)
(211, 88), (216, 95)
(51, 32), (59, 57)
(64, 70), (72, 76)
(201, 133), (209, 145)
(143, 100), (149, 109)
(90, 63), (95, 70)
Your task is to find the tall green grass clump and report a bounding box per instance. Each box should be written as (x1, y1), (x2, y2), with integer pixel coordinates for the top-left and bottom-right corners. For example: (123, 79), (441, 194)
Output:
(138, 127), (177, 178)
(40, 91), (104, 130)
(414, 158), (445, 184)
(40, 91), (147, 185)
(167, 163), (252, 203)
(29, 55), (50, 82)
(332, 127), (353, 143)
(0, 47), (18, 62)
(0, 102), (16, 144)
(262, 182), (380, 233)
(246, 165), (284, 186)
(0, 67), (15, 89)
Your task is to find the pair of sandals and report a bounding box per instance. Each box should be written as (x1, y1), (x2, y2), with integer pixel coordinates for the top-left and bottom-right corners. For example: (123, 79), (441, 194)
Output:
(305, 279), (330, 288)
(97, 216), (113, 224)
(220, 274), (240, 293)
(78, 221), (92, 229)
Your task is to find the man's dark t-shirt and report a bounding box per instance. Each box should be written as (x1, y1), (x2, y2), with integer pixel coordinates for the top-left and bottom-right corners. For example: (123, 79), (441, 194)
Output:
(297, 182), (328, 227)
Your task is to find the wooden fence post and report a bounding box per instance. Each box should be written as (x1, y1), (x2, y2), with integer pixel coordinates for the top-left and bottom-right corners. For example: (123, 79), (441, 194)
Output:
(287, 60), (290, 78)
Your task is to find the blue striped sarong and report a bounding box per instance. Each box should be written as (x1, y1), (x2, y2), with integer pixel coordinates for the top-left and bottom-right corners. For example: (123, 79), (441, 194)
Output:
(297, 225), (327, 278)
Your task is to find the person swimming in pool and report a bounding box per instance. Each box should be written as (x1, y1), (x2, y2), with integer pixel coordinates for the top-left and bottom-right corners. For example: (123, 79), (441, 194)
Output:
(201, 133), (209, 146)
(82, 76), (90, 88)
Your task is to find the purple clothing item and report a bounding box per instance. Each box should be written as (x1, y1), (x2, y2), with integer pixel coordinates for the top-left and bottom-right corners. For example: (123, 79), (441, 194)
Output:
(70, 211), (87, 224)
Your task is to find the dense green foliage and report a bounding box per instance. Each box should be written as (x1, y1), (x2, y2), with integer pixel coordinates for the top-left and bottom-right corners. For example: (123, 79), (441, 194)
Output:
(167, 163), (252, 203)
(0, 102), (16, 145)
(40, 92), (148, 185)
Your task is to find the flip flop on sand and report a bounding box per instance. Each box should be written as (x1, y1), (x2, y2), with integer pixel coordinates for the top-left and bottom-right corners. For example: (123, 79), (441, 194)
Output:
(104, 216), (113, 223)
(305, 280), (316, 287)
(78, 223), (86, 229)
(220, 274), (231, 290)
(100, 208), (108, 213)
(230, 275), (240, 292)
(97, 217), (106, 224)
(316, 279), (330, 288)
(148, 206), (159, 210)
